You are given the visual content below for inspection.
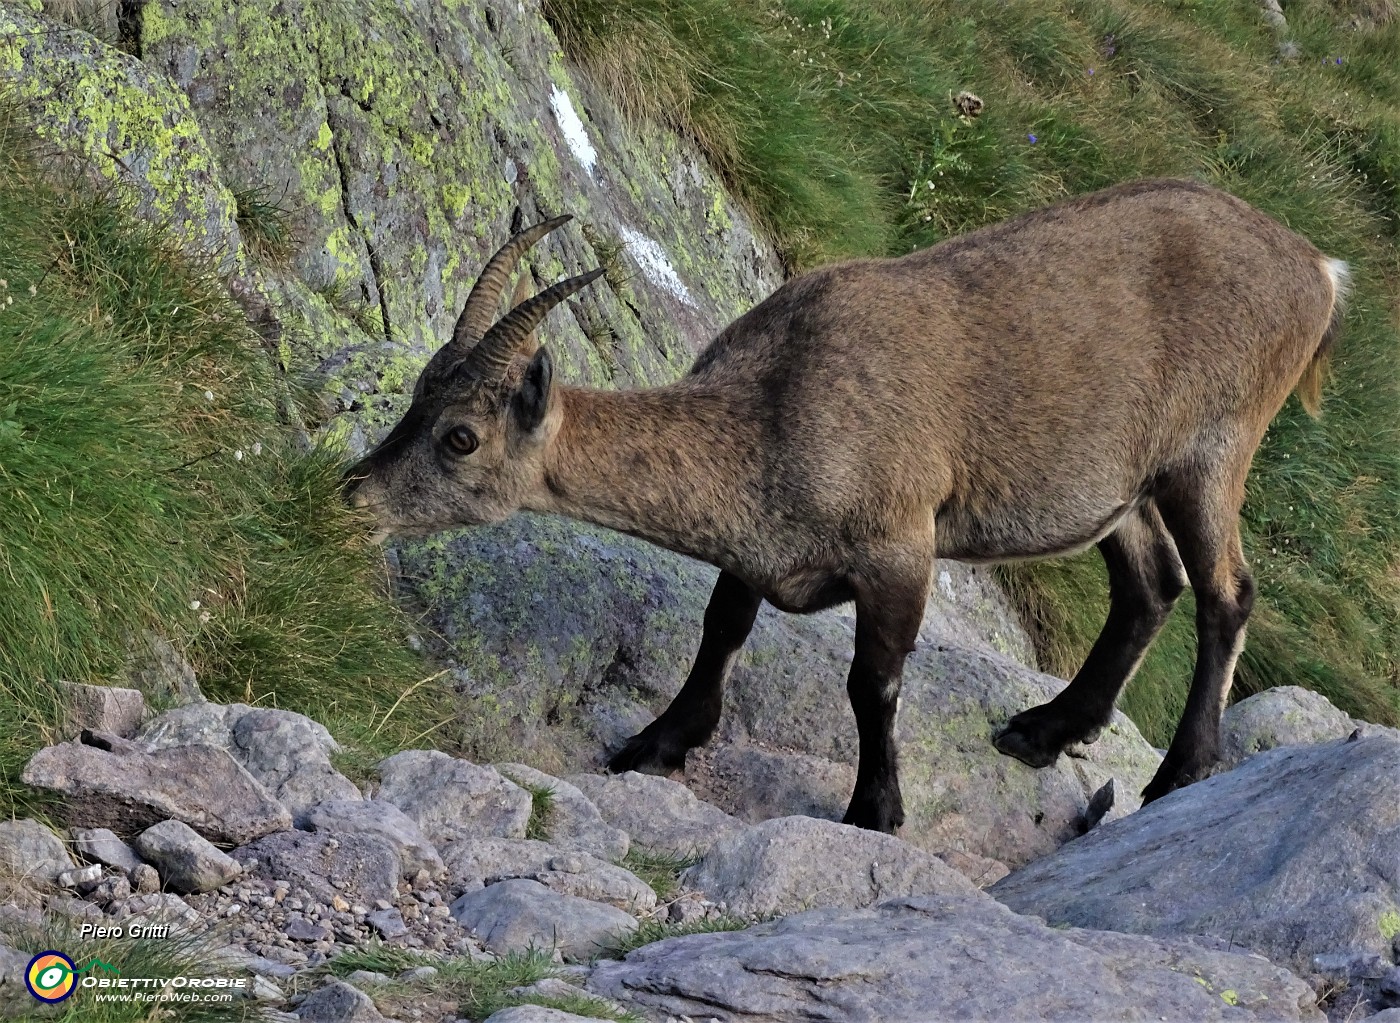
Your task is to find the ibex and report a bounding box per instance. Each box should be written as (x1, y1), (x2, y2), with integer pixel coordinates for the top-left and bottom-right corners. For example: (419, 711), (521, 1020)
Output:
(345, 179), (1347, 833)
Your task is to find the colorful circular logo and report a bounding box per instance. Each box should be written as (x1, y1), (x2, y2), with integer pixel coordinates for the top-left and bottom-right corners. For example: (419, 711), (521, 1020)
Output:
(26, 951), (77, 1003)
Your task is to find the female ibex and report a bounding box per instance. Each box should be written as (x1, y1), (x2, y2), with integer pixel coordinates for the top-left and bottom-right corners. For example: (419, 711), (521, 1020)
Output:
(345, 179), (1347, 833)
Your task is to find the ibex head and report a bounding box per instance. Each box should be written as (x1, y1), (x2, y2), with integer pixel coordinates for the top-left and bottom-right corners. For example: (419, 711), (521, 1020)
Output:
(342, 216), (602, 537)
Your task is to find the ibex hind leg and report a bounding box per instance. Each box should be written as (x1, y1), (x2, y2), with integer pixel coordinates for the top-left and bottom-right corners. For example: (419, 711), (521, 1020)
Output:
(607, 571), (761, 776)
(995, 501), (1186, 769)
(1140, 462), (1254, 803)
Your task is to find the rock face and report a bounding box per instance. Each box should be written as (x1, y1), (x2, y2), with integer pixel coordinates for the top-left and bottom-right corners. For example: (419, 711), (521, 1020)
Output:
(682, 817), (978, 918)
(376, 750), (533, 844)
(588, 895), (1324, 1022)
(484, 1008), (615, 1023)
(566, 771), (742, 856)
(133, 819), (242, 894)
(138, 703), (362, 824)
(991, 734), (1400, 971)
(21, 740), (291, 844)
(1219, 685), (1370, 769)
(0, 819), (74, 884)
(450, 878), (636, 960)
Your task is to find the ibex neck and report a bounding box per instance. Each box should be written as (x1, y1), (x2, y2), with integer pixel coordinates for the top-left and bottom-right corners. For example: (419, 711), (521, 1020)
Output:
(531, 384), (749, 565)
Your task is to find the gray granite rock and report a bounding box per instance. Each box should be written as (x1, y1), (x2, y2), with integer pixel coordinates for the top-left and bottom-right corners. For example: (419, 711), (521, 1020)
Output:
(450, 879), (636, 961)
(483, 1009), (615, 1023)
(305, 799), (444, 878)
(0, 818), (74, 884)
(496, 763), (629, 860)
(992, 734), (1400, 972)
(138, 703), (361, 825)
(71, 826), (144, 875)
(682, 816), (978, 917)
(233, 830), (400, 906)
(22, 740), (291, 844)
(440, 837), (654, 914)
(377, 750), (532, 844)
(297, 978), (393, 1022)
(58, 681), (146, 738)
(566, 771), (741, 856)
(1220, 685), (1365, 769)
(588, 895), (1323, 1022)
(133, 819), (242, 894)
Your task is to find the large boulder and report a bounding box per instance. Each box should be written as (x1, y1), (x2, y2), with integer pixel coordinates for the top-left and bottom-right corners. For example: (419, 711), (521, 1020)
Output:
(589, 894), (1322, 1022)
(22, 740), (290, 844)
(682, 816), (977, 918)
(138, 703), (362, 824)
(449, 878), (636, 961)
(376, 750), (532, 844)
(991, 733), (1400, 971)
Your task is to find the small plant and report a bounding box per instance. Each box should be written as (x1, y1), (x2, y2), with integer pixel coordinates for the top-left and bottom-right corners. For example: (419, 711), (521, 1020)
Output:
(581, 223), (632, 294)
(523, 781), (556, 841)
(231, 183), (297, 263)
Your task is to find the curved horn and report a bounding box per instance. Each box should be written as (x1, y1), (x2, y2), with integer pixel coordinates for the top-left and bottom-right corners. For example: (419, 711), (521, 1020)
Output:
(464, 268), (605, 382)
(450, 215), (573, 351)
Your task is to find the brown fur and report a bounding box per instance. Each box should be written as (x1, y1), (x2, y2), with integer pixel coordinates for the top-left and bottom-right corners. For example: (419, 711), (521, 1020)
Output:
(346, 179), (1345, 831)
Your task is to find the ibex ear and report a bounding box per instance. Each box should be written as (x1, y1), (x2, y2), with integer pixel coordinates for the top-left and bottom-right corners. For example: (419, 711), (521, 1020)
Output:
(512, 345), (554, 436)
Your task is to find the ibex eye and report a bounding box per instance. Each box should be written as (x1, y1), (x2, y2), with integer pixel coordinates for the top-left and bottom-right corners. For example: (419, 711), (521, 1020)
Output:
(443, 426), (478, 456)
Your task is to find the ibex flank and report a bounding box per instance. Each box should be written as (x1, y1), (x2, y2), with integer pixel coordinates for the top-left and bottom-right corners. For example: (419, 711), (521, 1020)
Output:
(345, 179), (1348, 833)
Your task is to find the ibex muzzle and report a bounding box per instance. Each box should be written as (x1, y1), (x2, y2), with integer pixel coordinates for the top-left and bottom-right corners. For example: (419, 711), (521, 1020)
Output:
(346, 181), (1348, 833)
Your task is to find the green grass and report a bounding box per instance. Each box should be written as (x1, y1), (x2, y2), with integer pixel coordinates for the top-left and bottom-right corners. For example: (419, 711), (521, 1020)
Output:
(617, 847), (697, 901)
(597, 914), (753, 959)
(522, 782), (557, 842)
(0, 915), (262, 1022)
(543, 0), (1400, 743)
(317, 944), (645, 1021)
(230, 185), (297, 264)
(0, 108), (460, 818)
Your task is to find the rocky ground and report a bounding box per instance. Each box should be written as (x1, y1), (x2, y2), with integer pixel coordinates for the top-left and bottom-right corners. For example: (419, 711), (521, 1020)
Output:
(3, 679), (1399, 1022)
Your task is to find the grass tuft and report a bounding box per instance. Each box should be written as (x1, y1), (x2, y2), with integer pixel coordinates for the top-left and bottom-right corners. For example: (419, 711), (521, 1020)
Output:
(230, 184), (297, 264)
(523, 782), (557, 842)
(0, 106), (458, 817)
(617, 847), (697, 902)
(597, 914), (753, 960)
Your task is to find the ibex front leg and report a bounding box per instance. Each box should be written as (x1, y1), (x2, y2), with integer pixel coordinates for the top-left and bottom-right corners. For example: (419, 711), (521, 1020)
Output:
(843, 554), (930, 833)
(608, 571), (761, 775)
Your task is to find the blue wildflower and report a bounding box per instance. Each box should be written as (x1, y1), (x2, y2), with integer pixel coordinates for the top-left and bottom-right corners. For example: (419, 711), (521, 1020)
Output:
(1028, 134), (1038, 144)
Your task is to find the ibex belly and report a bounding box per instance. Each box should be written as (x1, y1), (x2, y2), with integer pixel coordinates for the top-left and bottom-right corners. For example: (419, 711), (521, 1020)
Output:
(935, 494), (1139, 564)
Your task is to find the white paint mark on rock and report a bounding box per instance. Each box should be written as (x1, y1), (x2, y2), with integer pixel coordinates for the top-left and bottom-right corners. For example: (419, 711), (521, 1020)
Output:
(549, 86), (597, 176)
(938, 569), (956, 600)
(619, 225), (694, 306)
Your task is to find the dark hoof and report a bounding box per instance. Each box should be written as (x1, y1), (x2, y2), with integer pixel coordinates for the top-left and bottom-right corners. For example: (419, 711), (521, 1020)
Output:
(1140, 759), (1213, 804)
(606, 729), (688, 777)
(992, 721), (1062, 769)
(841, 791), (904, 834)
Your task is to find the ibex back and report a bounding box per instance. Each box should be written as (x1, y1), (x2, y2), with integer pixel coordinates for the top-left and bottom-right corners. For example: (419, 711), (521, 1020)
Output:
(345, 179), (1347, 832)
